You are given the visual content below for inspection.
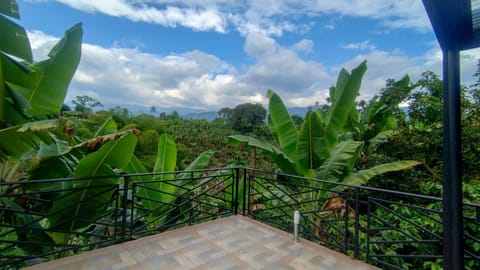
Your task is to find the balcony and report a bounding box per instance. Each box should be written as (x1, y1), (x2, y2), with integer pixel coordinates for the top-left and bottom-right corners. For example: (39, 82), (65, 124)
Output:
(1, 168), (479, 269)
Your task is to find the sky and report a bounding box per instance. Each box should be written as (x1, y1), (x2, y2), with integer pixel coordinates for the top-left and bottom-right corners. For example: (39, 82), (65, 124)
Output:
(15, 0), (480, 111)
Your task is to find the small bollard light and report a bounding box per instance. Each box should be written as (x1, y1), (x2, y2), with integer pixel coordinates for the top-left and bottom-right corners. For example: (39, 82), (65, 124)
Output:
(293, 210), (300, 243)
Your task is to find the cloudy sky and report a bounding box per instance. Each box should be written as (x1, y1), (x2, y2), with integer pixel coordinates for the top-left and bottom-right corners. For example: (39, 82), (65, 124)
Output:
(18, 0), (480, 111)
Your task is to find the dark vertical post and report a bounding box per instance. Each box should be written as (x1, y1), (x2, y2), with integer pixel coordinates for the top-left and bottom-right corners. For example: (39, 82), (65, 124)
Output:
(121, 175), (130, 242)
(442, 48), (463, 269)
(354, 187), (360, 259)
(243, 168), (247, 216)
(234, 168), (239, 215)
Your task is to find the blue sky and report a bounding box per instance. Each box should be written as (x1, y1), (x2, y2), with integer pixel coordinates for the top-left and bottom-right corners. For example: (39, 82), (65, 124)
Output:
(17, 0), (480, 111)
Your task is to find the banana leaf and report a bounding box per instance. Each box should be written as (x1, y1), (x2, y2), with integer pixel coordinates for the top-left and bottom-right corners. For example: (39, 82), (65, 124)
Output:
(266, 89), (298, 161)
(316, 140), (363, 183)
(228, 134), (298, 176)
(92, 116), (117, 138)
(325, 61), (367, 147)
(296, 110), (329, 178)
(0, 12), (32, 61)
(26, 23), (82, 117)
(48, 133), (136, 233)
(133, 133), (177, 219)
(0, 125), (40, 161)
(342, 160), (421, 186)
(0, 0), (19, 19)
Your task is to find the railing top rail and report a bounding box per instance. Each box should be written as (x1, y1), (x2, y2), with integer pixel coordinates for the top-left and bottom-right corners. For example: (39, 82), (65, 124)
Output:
(0, 167), (239, 186)
(2, 166), (479, 207)
(245, 167), (444, 202)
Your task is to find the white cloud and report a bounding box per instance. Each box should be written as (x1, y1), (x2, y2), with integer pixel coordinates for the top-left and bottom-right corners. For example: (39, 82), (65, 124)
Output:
(341, 40), (376, 51)
(302, 0), (429, 31)
(335, 49), (428, 101)
(29, 28), (480, 113)
(292, 39), (314, 53)
(28, 29), (334, 109)
(54, 0), (227, 32)
(32, 0), (431, 37)
(27, 30), (59, 60)
(242, 33), (331, 103)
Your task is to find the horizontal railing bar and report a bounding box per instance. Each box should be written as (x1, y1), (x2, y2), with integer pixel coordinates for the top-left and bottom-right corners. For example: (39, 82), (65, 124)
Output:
(370, 239), (442, 245)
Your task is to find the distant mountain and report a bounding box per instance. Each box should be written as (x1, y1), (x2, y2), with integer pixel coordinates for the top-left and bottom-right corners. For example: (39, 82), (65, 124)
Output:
(100, 103), (206, 116)
(184, 111), (218, 121)
(287, 107), (310, 117)
(88, 103), (315, 121)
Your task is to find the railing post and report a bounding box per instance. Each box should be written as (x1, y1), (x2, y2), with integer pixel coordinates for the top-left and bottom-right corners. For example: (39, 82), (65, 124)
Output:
(243, 168), (247, 216)
(121, 175), (130, 242)
(366, 197), (371, 261)
(442, 48), (463, 270)
(234, 168), (239, 215)
(354, 187), (360, 259)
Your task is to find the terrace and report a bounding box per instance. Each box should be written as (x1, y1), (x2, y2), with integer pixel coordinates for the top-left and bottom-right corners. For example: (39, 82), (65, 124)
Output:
(1, 168), (479, 269)
(1, 1), (480, 270)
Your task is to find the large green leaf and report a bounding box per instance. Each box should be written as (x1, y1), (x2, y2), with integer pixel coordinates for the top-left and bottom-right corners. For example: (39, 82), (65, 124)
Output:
(125, 154), (148, 176)
(325, 61), (367, 147)
(0, 126), (38, 161)
(183, 150), (214, 172)
(153, 133), (177, 205)
(315, 140), (363, 182)
(296, 111), (328, 178)
(26, 23), (82, 116)
(1, 52), (37, 92)
(1, 55), (4, 124)
(93, 116), (118, 138)
(124, 155), (164, 212)
(0, 0), (19, 19)
(0, 13), (32, 61)
(48, 133), (137, 233)
(266, 89), (298, 161)
(0, 119), (58, 161)
(228, 134), (281, 153)
(154, 133), (177, 177)
(5, 81), (32, 112)
(36, 139), (70, 161)
(177, 149), (214, 189)
(228, 134), (298, 175)
(342, 160), (421, 186)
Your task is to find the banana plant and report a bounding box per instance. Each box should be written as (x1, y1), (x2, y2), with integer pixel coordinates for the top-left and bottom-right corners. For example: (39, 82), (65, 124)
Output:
(345, 75), (413, 148)
(0, 0), (82, 163)
(125, 133), (215, 229)
(229, 61), (420, 195)
(46, 133), (137, 244)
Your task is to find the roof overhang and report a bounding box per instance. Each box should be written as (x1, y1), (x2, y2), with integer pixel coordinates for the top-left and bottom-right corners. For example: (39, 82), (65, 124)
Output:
(423, 0), (480, 51)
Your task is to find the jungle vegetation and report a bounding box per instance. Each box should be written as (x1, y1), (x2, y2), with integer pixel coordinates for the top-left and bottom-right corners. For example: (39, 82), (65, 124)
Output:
(1, 1), (480, 269)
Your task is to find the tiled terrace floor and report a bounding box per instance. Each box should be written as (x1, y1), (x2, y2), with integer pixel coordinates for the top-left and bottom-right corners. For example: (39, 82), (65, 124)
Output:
(24, 216), (379, 270)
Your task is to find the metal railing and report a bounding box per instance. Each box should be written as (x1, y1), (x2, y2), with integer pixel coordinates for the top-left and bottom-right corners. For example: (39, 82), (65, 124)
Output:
(1, 167), (479, 269)
(242, 168), (480, 270)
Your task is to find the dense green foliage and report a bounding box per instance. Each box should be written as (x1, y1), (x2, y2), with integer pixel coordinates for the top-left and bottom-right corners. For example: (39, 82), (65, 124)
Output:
(1, 2), (479, 269)
(229, 62), (419, 190)
(218, 103), (267, 133)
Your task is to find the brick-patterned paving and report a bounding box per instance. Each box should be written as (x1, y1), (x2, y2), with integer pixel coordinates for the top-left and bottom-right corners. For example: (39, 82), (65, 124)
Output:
(23, 216), (379, 270)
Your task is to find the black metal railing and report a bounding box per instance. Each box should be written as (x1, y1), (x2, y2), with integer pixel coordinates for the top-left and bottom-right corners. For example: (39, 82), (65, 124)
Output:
(1, 167), (479, 269)
(242, 168), (480, 270)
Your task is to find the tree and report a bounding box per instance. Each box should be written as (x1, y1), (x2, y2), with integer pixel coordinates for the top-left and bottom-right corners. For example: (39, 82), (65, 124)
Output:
(218, 107), (233, 119)
(230, 103), (266, 133)
(72, 95), (103, 113)
(150, 105), (157, 116)
(61, 104), (72, 112)
(408, 71), (443, 125)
